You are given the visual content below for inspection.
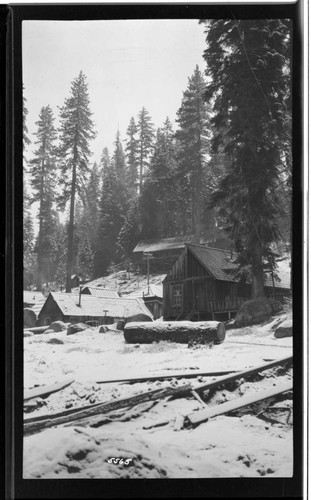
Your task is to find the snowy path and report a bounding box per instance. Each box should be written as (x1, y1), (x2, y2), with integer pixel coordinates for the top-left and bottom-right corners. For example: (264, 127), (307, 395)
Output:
(23, 314), (293, 479)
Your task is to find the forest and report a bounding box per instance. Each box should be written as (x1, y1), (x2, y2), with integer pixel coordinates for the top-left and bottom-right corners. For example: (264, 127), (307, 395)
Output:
(23, 19), (292, 298)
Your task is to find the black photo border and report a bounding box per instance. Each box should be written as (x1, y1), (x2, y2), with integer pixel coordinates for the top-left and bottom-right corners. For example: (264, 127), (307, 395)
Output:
(5, 2), (304, 498)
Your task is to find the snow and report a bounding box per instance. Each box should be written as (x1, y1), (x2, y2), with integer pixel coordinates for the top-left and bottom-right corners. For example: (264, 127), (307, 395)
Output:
(23, 310), (293, 478)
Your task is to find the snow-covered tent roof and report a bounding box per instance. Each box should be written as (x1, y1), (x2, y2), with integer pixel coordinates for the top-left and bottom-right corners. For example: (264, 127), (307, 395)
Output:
(42, 292), (153, 319)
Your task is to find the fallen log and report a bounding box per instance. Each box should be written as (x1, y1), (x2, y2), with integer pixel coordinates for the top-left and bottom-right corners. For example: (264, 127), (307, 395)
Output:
(83, 401), (157, 428)
(24, 378), (74, 401)
(96, 369), (236, 385)
(193, 355), (292, 395)
(24, 326), (49, 335)
(186, 381), (293, 426)
(124, 321), (226, 344)
(24, 383), (192, 435)
(226, 340), (292, 348)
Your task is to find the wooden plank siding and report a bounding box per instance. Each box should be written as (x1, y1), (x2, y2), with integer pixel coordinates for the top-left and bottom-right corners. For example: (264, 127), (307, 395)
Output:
(163, 246), (249, 320)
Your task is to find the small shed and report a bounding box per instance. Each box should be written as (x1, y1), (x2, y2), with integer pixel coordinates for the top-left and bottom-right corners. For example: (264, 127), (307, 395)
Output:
(37, 292), (153, 326)
(163, 244), (291, 321)
(23, 290), (46, 326)
(126, 284), (163, 319)
(70, 275), (80, 288)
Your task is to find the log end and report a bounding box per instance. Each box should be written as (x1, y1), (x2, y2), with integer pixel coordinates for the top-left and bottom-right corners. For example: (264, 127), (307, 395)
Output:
(215, 322), (226, 344)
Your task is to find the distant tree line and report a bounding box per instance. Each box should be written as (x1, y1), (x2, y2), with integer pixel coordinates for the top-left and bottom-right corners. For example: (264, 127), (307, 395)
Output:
(23, 19), (292, 299)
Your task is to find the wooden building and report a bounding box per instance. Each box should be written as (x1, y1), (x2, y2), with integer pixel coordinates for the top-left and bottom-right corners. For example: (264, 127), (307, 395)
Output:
(38, 292), (153, 326)
(163, 244), (291, 321)
(133, 232), (231, 274)
(126, 284), (163, 319)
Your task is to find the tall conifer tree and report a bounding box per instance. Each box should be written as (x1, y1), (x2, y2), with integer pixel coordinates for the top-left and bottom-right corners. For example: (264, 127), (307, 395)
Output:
(175, 65), (212, 240)
(137, 107), (155, 192)
(202, 19), (292, 297)
(57, 71), (96, 291)
(125, 116), (139, 192)
(29, 105), (58, 288)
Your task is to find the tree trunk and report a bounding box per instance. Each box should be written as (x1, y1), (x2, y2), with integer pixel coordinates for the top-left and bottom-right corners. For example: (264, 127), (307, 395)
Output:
(66, 161), (77, 293)
(36, 162), (45, 290)
(249, 187), (265, 299)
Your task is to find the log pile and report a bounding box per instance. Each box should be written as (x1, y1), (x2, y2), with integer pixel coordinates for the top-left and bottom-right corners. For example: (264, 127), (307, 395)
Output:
(124, 321), (226, 344)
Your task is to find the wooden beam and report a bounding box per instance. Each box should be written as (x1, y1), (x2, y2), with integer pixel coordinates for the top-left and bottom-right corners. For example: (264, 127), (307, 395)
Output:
(186, 381), (293, 426)
(24, 378), (74, 401)
(193, 355), (292, 394)
(96, 370), (236, 385)
(24, 383), (192, 435)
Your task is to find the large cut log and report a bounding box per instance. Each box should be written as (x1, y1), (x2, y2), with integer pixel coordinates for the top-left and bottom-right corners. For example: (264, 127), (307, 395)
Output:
(186, 381), (293, 426)
(24, 378), (74, 401)
(24, 383), (192, 435)
(124, 321), (226, 344)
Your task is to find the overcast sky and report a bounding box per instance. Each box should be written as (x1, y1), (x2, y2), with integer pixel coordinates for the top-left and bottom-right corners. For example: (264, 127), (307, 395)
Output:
(23, 20), (207, 163)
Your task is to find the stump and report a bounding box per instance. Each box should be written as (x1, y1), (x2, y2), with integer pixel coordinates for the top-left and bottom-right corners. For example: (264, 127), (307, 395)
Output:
(274, 318), (292, 338)
(24, 308), (36, 328)
(124, 321), (226, 345)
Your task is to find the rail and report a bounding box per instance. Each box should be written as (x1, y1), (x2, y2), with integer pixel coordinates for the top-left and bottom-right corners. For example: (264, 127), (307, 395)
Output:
(206, 297), (247, 312)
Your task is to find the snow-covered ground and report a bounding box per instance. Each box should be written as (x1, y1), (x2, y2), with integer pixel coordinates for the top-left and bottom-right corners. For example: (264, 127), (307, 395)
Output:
(23, 311), (293, 479)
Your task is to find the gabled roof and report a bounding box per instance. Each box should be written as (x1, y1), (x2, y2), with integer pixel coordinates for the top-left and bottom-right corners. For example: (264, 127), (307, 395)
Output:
(81, 286), (120, 298)
(186, 244), (290, 289)
(42, 292), (153, 319)
(133, 230), (230, 254)
(187, 244), (238, 282)
(126, 284), (163, 299)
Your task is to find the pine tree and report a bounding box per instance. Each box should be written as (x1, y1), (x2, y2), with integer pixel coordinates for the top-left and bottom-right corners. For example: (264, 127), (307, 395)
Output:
(95, 160), (124, 276)
(23, 90), (35, 287)
(175, 65), (212, 240)
(125, 116), (139, 191)
(23, 184), (36, 288)
(23, 88), (31, 159)
(116, 197), (141, 261)
(140, 118), (178, 238)
(28, 105), (58, 289)
(75, 162), (101, 279)
(137, 107), (155, 192)
(202, 19), (292, 297)
(57, 71), (96, 291)
(52, 219), (68, 289)
(100, 147), (111, 179)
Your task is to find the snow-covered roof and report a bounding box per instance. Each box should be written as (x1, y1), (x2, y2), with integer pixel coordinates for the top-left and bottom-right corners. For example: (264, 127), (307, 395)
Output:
(186, 244), (290, 289)
(133, 236), (195, 253)
(133, 232), (230, 254)
(82, 277), (118, 289)
(23, 291), (45, 305)
(42, 292), (153, 319)
(81, 286), (120, 298)
(126, 284), (163, 299)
